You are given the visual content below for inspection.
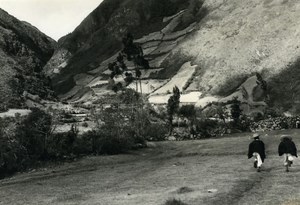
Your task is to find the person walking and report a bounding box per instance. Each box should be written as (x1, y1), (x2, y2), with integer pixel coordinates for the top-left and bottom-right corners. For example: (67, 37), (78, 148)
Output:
(278, 135), (298, 172)
(248, 133), (266, 172)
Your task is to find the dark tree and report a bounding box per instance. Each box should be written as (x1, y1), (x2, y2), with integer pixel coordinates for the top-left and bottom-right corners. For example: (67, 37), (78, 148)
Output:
(108, 33), (149, 94)
(15, 108), (52, 159)
(179, 104), (196, 119)
(167, 86), (180, 134)
(230, 97), (242, 125)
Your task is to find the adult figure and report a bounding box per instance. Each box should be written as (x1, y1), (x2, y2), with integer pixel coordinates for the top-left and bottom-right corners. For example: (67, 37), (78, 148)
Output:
(248, 133), (266, 172)
(278, 135), (298, 172)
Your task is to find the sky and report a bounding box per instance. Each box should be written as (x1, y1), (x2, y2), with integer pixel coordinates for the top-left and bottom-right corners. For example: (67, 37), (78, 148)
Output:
(0, 0), (103, 41)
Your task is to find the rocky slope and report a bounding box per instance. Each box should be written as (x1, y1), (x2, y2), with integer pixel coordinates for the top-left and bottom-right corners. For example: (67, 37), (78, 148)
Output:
(0, 8), (56, 110)
(46, 0), (300, 114)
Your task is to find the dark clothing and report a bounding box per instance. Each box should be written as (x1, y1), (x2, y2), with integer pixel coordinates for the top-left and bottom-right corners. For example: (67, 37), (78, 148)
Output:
(278, 138), (298, 157)
(248, 140), (266, 162)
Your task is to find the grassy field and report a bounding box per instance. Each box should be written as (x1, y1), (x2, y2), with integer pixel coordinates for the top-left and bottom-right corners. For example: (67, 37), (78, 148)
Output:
(1, 130), (300, 205)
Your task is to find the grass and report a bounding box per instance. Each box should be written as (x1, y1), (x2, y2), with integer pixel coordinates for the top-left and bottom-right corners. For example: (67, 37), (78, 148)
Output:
(2, 129), (300, 204)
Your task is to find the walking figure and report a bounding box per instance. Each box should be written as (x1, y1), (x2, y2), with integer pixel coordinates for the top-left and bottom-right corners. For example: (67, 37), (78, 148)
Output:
(248, 133), (266, 172)
(278, 135), (298, 172)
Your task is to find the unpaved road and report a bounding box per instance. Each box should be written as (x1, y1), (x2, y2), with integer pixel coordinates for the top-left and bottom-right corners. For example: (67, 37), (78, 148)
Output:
(1, 130), (300, 205)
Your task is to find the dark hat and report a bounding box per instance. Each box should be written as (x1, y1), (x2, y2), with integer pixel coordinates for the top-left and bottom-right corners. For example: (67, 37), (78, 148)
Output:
(280, 135), (292, 140)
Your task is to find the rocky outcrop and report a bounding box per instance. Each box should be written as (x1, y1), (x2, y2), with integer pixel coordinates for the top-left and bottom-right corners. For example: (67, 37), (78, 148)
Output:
(0, 8), (56, 110)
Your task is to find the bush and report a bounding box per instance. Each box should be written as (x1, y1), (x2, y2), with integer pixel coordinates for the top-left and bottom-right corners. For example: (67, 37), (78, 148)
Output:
(195, 119), (226, 138)
(91, 99), (154, 153)
(232, 115), (251, 132)
(98, 131), (135, 155)
(47, 125), (79, 159)
(0, 135), (29, 178)
(0, 118), (29, 178)
(15, 108), (52, 160)
(82, 122), (89, 127)
(143, 122), (168, 141)
(165, 198), (188, 205)
(179, 105), (196, 119)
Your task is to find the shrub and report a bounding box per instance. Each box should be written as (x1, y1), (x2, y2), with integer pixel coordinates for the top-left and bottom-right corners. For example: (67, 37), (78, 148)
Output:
(91, 104), (148, 154)
(0, 118), (29, 178)
(226, 114), (251, 133)
(179, 105), (196, 119)
(98, 131), (135, 155)
(165, 198), (188, 205)
(82, 122), (89, 127)
(15, 108), (52, 160)
(195, 119), (226, 138)
(143, 122), (168, 141)
(73, 136), (93, 156)
(47, 125), (79, 159)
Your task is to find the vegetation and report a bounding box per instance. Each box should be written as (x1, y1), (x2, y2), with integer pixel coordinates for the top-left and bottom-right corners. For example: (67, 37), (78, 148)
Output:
(0, 88), (169, 178)
(108, 32), (150, 93)
(165, 198), (188, 205)
(230, 97), (242, 125)
(267, 58), (300, 114)
(167, 86), (181, 134)
(15, 108), (53, 160)
(0, 117), (28, 179)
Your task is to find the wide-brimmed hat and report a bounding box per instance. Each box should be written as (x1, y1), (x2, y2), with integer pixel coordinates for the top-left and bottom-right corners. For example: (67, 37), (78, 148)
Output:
(252, 133), (260, 139)
(280, 135), (292, 140)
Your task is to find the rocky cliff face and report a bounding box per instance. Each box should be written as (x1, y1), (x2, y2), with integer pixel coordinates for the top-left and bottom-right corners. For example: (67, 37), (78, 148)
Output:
(0, 8), (56, 110)
(46, 0), (300, 114)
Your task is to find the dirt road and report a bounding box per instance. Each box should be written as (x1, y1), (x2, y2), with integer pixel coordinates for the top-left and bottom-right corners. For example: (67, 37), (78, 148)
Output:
(1, 130), (300, 205)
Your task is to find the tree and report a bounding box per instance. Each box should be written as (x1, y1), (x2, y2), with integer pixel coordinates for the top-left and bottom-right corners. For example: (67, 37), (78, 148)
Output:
(0, 118), (28, 178)
(109, 33), (150, 94)
(179, 104), (197, 136)
(167, 86), (180, 134)
(230, 97), (242, 126)
(215, 104), (229, 128)
(90, 96), (149, 154)
(15, 108), (53, 159)
(179, 105), (196, 119)
(122, 32), (149, 94)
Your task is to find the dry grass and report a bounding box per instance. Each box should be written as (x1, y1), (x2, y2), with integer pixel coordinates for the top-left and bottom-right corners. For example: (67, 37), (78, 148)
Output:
(1, 130), (300, 204)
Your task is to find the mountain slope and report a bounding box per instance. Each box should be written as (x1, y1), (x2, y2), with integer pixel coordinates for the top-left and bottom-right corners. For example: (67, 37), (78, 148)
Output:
(46, 0), (300, 113)
(0, 8), (56, 110)
(45, 0), (203, 94)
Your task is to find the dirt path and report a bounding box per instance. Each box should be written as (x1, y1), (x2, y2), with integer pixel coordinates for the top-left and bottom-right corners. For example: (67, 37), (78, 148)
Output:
(1, 130), (300, 205)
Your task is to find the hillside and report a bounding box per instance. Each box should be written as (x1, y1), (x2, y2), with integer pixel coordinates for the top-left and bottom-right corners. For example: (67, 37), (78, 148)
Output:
(45, 0), (300, 114)
(44, 0), (204, 95)
(1, 130), (300, 205)
(0, 8), (56, 110)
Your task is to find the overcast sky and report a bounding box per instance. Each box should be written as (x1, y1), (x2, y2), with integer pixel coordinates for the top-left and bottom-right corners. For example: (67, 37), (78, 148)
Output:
(0, 0), (103, 41)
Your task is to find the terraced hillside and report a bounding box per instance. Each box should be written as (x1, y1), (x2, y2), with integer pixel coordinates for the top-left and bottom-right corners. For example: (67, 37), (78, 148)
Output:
(46, 0), (300, 114)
